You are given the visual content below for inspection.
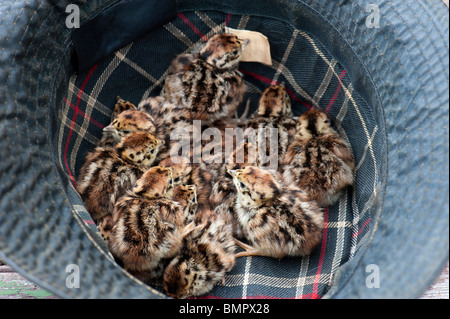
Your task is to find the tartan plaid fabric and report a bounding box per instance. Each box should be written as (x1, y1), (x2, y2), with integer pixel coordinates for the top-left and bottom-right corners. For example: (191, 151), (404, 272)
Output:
(54, 10), (382, 299)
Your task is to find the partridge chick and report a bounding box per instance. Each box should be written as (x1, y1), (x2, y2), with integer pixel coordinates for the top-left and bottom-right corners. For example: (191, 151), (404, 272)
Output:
(76, 131), (163, 224)
(138, 95), (192, 129)
(282, 109), (355, 207)
(138, 96), (194, 161)
(108, 166), (193, 283)
(98, 107), (157, 148)
(113, 96), (138, 118)
(210, 142), (259, 238)
(159, 156), (211, 211)
(172, 184), (198, 224)
(241, 84), (297, 169)
(164, 33), (248, 124)
(96, 96), (138, 147)
(163, 209), (236, 299)
(159, 156), (193, 187)
(229, 166), (324, 258)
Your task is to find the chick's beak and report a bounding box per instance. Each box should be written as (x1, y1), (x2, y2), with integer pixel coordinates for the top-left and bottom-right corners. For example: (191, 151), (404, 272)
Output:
(242, 39), (250, 47)
(228, 169), (237, 177)
(103, 123), (116, 133)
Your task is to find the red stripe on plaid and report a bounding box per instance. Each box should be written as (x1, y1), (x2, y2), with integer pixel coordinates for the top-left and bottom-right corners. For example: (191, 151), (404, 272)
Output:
(240, 69), (313, 109)
(177, 12), (208, 41)
(352, 218), (371, 239)
(311, 207), (330, 299)
(285, 87), (313, 110)
(296, 293), (322, 299)
(326, 70), (347, 113)
(191, 292), (322, 300)
(225, 13), (232, 26)
(63, 64), (98, 187)
(240, 69), (273, 85)
(195, 209), (331, 300)
(190, 295), (298, 299)
(63, 97), (105, 129)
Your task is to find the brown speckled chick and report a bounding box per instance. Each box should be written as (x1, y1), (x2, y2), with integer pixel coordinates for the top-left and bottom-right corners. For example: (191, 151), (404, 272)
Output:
(210, 142), (259, 238)
(241, 84), (297, 169)
(137, 96), (194, 162)
(282, 109), (355, 207)
(158, 156), (211, 211)
(113, 96), (137, 118)
(159, 156), (193, 188)
(76, 131), (163, 225)
(229, 166), (324, 258)
(138, 95), (192, 129)
(172, 184), (198, 224)
(108, 166), (196, 283)
(163, 209), (236, 299)
(163, 33), (248, 124)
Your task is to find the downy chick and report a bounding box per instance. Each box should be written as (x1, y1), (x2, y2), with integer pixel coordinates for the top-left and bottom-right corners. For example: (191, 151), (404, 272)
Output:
(159, 156), (211, 211)
(98, 105), (157, 148)
(138, 96), (194, 162)
(159, 156), (193, 187)
(172, 184), (198, 224)
(113, 96), (138, 118)
(210, 142), (259, 238)
(76, 131), (163, 224)
(163, 209), (236, 299)
(282, 109), (355, 207)
(164, 33), (248, 124)
(241, 84), (297, 169)
(108, 166), (194, 283)
(229, 166), (324, 258)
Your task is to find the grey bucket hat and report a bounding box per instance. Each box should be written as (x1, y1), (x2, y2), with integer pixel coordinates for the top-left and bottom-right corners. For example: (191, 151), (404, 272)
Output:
(0, 0), (448, 299)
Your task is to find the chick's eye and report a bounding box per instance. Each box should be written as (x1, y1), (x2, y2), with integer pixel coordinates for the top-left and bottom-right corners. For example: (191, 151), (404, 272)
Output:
(239, 182), (246, 189)
(174, 177), (181, 183)
(233, 50), (239, 55)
